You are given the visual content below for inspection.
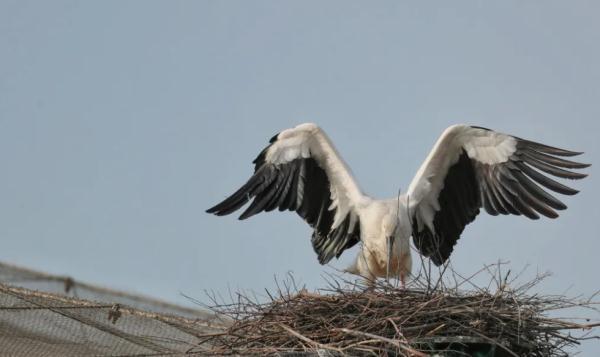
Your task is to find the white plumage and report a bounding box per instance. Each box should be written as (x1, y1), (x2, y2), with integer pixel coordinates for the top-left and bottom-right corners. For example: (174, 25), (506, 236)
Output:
(207, 123), (588, 285)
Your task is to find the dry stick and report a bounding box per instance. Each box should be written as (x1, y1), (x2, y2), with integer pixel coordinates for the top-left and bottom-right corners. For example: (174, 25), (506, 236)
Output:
(399, 295), (442, 326)
(443, 316), (520, 357)
(386, 187), (403, 284)
(542, 320), (600, 330)
(406, 195), (435, 293)
(508, 286), (524, 346)
(425, 323), (446, 336)
(386, 317), (402, 333)
(340, 338), (391, 352)
(336, 328), (428, 357)
(279, 323), (342, 353)
(433, 260), (450, 292)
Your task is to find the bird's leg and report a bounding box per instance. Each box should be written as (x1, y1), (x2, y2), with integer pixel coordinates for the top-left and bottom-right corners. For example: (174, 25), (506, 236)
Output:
(400, 272), (406, 289)
(364, 278), (376, 292)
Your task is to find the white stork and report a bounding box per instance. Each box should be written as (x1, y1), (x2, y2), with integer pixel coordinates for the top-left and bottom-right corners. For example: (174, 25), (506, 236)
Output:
(206, 123), (588, 286)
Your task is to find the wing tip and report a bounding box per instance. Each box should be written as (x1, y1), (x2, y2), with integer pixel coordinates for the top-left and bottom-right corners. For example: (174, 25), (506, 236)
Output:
(205, 207), (231, 216)
(566, 188), (580, 195)
(206, 205), (222, 215)
(237, 212), (250, 220)
(517, 137), (590, 157)
(317, 256), (330, 265)
(577, 162), (591, 169)
(558, 149), (585, 157)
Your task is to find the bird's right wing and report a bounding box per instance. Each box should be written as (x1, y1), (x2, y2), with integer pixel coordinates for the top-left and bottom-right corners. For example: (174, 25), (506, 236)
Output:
(406, 125), (589, 265)
(207, 123), (369, 264)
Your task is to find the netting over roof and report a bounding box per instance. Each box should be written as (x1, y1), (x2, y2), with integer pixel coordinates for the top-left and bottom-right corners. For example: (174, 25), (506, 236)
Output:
(0, 262), (208, 319)
(0, 262), (227, 356)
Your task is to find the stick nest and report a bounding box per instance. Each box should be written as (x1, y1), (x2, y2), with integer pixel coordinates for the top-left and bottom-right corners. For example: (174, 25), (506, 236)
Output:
(193, 265), (599, 356)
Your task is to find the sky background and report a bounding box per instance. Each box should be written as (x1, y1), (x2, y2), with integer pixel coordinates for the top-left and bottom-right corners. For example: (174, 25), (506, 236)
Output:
(1, 1), (599, 353)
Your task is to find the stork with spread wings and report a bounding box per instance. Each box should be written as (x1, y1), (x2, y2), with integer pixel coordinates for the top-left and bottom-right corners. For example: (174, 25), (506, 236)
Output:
(207, 123), (589, 285)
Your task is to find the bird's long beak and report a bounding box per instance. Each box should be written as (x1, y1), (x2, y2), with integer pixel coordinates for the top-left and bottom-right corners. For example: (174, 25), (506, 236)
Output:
(386, 235), (394, 283)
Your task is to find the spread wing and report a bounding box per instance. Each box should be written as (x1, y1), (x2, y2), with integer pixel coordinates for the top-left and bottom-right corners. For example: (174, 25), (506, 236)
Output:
(206, 123), (368, 264)
(407, 124), (589, 265)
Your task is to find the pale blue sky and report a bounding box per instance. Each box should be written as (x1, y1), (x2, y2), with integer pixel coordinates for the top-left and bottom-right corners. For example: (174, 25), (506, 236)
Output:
(1, 1), (598, 353)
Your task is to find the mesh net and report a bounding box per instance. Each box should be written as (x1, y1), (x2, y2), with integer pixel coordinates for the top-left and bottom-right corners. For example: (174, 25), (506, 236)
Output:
(0, 262), (226, 356)
(0, 262), (208, 319)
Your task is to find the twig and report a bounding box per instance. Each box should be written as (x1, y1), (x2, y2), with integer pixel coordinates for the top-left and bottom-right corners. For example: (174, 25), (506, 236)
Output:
(336, 328), (428, 357)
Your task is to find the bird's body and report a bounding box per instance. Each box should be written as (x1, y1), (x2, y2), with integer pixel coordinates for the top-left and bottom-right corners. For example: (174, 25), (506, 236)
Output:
(207, 123), (588, 285)
(344, 197), (412, 284)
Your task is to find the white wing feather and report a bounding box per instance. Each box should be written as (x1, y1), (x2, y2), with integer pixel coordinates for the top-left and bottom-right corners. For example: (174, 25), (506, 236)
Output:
(407, 124), (517, 232)
(266, 123), (367, 228)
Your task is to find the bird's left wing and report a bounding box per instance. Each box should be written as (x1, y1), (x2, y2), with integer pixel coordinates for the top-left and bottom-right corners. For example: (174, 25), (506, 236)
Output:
(206, 123), (368, 264)
(406, 124), (589, 265)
